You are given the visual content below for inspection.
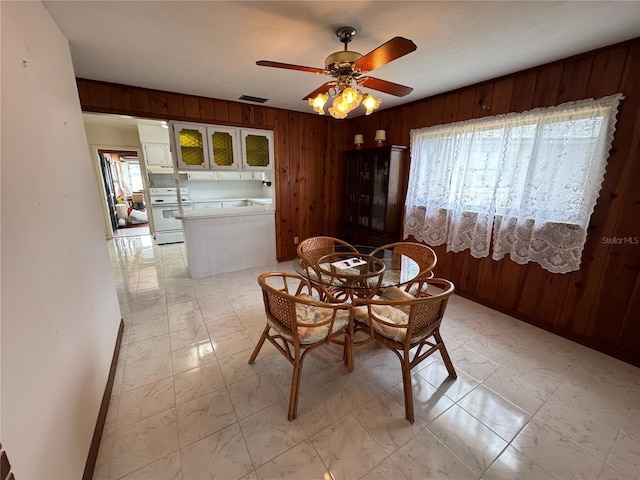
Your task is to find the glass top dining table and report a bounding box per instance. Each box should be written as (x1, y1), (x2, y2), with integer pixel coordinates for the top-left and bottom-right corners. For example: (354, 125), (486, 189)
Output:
(293, 244), (421, 299)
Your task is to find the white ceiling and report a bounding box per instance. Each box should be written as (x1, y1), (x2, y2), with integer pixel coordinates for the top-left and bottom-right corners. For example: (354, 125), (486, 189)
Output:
(46, 1), (640, 118)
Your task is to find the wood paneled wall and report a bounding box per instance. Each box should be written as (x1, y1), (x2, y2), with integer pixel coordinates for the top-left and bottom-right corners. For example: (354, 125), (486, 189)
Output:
(76, 78), (347, 260)
(349, 38), (640, 366)
(76, 38), (639, 365)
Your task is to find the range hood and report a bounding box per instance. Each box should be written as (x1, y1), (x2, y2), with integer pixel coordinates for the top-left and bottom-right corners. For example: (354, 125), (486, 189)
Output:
(146, 164), (173, 174)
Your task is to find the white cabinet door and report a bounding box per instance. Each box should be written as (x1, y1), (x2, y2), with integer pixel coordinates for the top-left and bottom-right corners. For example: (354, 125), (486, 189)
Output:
(240, 129), (274, 171)
(173, 122), (208, 170)
(206, 126), (241, 170)
(143, 143), (171, 166)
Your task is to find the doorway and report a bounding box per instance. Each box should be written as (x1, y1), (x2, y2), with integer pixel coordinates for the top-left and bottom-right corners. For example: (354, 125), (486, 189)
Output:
(97, 149), (150, 238)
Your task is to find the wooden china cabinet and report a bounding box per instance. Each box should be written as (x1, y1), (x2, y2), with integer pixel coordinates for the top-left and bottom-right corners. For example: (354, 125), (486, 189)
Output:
(343, 145), (407, 247)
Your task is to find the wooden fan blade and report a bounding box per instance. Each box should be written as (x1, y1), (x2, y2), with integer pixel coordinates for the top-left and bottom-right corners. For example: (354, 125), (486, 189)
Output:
(353, 37), (417, 73)
(302, 82), (336, 100)
(256, 60), (325, 75)
(359, 77), (413, 97)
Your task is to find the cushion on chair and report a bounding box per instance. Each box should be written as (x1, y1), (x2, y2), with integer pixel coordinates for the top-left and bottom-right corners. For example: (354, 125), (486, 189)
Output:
(407, 282), (443, 297)
(266, 294), (349, 344)
(354, 304), (409, 342)
(295, 297), (350, 344)
(378, 286), (415, 301)
(373, 287), (414, 314)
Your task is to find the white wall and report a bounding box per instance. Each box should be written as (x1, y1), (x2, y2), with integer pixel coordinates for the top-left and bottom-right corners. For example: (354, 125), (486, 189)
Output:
(1, 2), (122, 478)
(84, 123), (142, 148)
(84, 123), (143, 238)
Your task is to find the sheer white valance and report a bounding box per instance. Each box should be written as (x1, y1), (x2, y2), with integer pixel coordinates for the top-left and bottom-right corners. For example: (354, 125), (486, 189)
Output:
(404, 94), (624, 273)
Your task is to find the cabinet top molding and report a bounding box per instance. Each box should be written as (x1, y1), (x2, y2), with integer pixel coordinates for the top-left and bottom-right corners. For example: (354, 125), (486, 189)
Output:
(169, 119), (274, 132)
(346, 145), (407, 153)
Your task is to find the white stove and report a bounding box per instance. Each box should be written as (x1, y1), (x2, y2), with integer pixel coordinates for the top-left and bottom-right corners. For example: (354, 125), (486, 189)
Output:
(149, 187), (192, 244)
(149, 187), (189, 203)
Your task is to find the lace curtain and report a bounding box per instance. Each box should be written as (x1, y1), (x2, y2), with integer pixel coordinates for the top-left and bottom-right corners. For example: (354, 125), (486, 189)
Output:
(404, 94), (624, 273)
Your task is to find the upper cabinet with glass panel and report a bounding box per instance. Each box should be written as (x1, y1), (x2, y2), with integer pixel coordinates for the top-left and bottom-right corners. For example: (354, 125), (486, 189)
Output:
(207, 126), (241, 170)
(171, 121), (273, 172)
(241, 129), (274, 171)
(173, 122), (207, 169)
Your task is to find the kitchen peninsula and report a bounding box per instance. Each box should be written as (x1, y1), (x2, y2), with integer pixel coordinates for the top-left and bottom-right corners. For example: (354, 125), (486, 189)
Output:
(177, 198), (276, 278)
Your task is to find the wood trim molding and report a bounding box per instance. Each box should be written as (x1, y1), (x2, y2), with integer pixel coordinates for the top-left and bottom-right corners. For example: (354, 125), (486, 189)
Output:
(82, 319), (125, 480)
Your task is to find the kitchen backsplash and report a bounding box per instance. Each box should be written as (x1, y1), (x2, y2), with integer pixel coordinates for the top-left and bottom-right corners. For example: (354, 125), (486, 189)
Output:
(148, 172), (274, 201)
(186, 180), (272, 200)
(148, 173), (185, 188)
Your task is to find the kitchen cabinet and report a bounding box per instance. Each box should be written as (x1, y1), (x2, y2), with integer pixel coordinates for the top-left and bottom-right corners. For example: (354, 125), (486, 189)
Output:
(343, 145), (407, 247)
(207, 125), (242, 170)
(143, 143), (172, 167)
(240, 129), (274, 171)
(173, 122), (208, 169)
(172, 121), (273, 172)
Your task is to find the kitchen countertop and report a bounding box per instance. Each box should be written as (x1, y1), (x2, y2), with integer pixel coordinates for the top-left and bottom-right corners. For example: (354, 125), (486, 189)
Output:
(177, 204), (274, 219)
(188, 197), (272, 203)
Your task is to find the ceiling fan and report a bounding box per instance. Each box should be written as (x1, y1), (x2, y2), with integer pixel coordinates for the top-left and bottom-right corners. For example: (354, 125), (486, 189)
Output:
(256, 27), (417, 118)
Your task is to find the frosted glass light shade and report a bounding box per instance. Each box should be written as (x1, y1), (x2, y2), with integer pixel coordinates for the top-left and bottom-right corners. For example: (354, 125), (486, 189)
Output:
(362, 94), (382, 115)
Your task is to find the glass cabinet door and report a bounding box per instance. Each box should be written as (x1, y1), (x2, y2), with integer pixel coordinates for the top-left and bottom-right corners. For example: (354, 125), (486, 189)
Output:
(343, 146), (407, 246)
(241, 129), (274, 170)
(371, 154), (390, 231)
(206, 126), (241, 170)
(345, 153), (360, 226)
(173, 123), (207, 170)
(357, 156), (374, 228)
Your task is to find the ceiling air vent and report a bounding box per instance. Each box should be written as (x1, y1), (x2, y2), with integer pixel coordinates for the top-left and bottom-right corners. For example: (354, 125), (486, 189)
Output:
(239, 95), (268, 104)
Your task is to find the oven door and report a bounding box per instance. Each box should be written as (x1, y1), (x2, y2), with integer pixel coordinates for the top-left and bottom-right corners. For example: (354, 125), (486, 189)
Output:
(151, 202), (192, 232)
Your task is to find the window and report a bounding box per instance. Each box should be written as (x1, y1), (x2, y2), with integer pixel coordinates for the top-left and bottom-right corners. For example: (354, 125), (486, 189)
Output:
(404, 94), (623, 273)
(110, 159), (143, 197)
(123, 161), (144, 192)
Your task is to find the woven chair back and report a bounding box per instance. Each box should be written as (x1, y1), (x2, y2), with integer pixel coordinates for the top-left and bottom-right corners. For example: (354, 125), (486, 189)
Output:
(298, 236), (357, 266)
(409, 293), (449, 338)
(262, 288), (296, 336)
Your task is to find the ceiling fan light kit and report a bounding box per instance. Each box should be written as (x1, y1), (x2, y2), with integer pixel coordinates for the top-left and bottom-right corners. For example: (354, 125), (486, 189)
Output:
(257, 26), (416, 119)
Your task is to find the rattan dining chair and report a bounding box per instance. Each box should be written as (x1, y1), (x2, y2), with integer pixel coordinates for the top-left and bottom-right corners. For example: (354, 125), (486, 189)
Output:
(370, 241), (438, 301)
(353, 278), (455, 423)
(297, 236), (359, 302)
(249, 272), (354, 420)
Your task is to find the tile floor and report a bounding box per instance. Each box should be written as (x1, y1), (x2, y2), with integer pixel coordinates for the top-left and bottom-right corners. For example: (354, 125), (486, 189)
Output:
(113, 224), (150, 238)
(94, 235), (640, 480)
